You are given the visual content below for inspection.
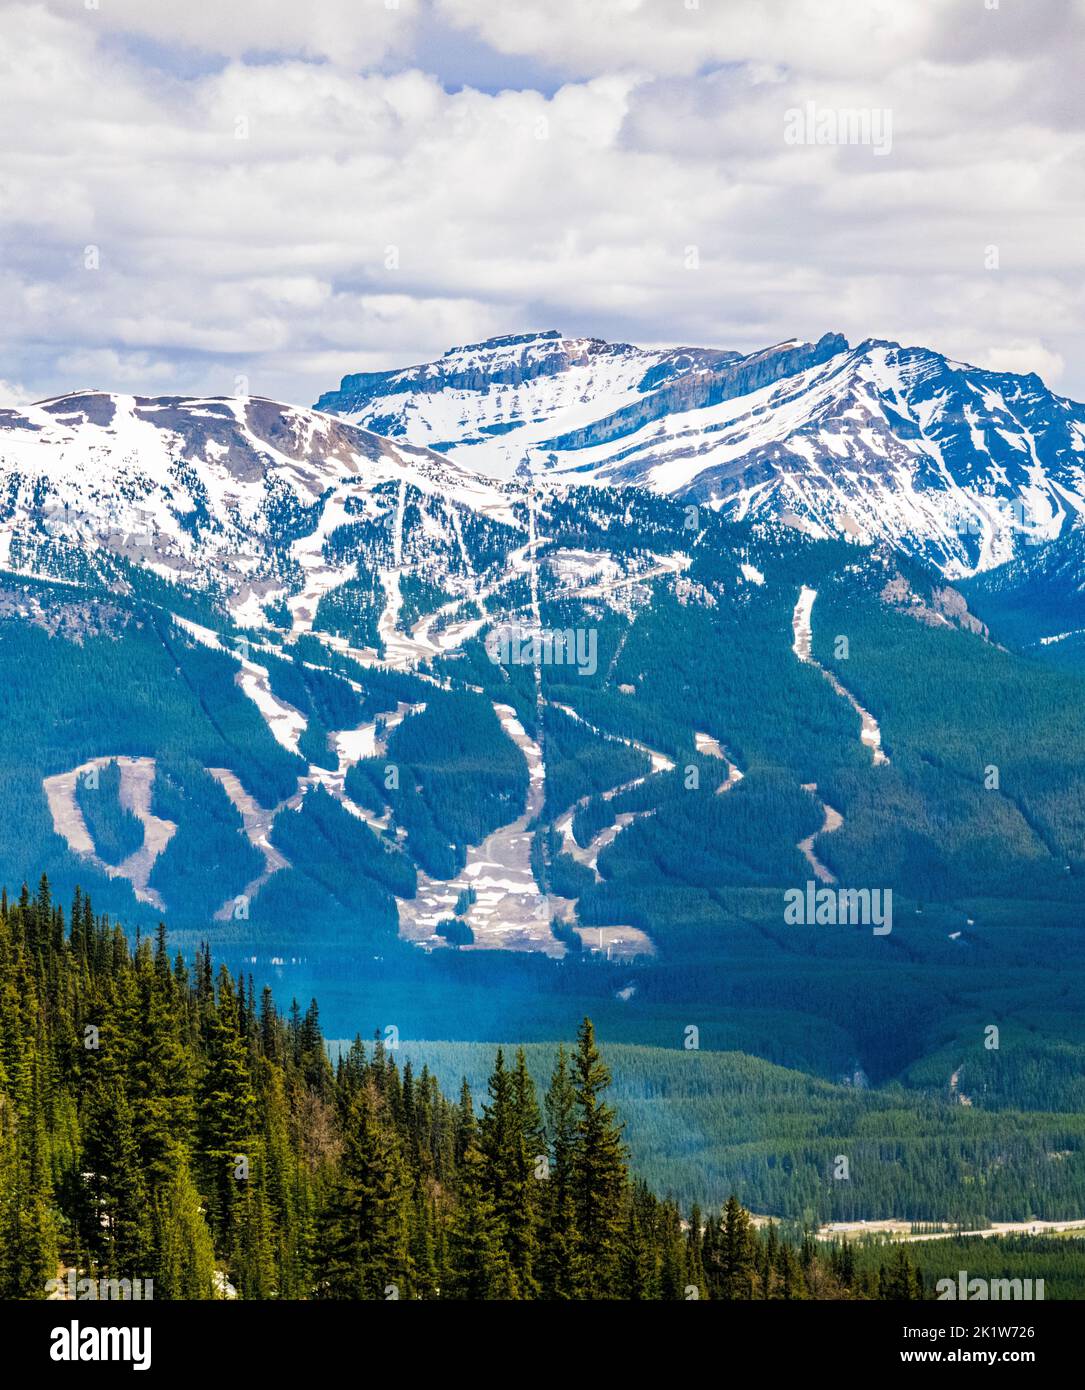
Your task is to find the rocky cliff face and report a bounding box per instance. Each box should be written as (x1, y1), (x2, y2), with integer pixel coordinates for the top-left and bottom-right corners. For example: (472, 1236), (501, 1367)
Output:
(316, 330), (741, 414)
(539, 333), (848, 452)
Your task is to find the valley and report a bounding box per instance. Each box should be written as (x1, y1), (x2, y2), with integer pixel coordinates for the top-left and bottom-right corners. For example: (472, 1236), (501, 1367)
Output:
(3, 328), (1085, 1242)
(4, 0), (1082, 1315)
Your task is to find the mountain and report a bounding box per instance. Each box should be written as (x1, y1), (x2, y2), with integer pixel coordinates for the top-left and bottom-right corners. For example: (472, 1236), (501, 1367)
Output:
(314, 329), (741, 476)
(961, 520), (1085, 666)
(0, 390), (514, 631)
(3, 354), (1085, 1203)
(317, 331), (1085, 578)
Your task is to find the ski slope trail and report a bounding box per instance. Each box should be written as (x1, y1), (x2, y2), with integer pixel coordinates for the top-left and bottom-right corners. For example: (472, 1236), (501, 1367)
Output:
(792, 586), (889, 766)
(797, 782), (844, 884)
(43, 756), (177, 909)
(395, 701), (560, 955)
(695, 731), (744, 791)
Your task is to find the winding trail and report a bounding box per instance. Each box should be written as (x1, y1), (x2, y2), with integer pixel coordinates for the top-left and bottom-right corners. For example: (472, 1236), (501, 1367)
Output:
(548, 705), (684, 892)
(797, 782), (843, 884)
(948, 1065), (973, 1107)
(208, 701), (425, 918)
(572, 551), (690, 600)
(548, 700), (676, 774)
(555, 803), (640, 882)
(695, 731), (744, 792)
(792, 586), (889, 766)
(172, 615), (309, 756)
(206, 768), (292, 919)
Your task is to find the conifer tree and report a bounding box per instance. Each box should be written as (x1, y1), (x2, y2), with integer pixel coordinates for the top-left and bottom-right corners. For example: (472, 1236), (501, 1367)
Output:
(761, 1219), (778, 1298)
(317, 1084), (411, 1299)
(0, 881), (965, 1305)
(445, 1140), (517, 1299)
(196, 968), (257, 1243)
(617, 1184), (658, 1299)
(153, 1161), (217, 1299)
(571, 1018), (626, 1298)
(715, 1195), (756, 1300)
(684, 1203), (707, 1301)
(479, 1047), (541, 1295)
(539, 1043), (583, 1298)
(882, 1244), (921, 1300)
(0, 1086), (57, 1298)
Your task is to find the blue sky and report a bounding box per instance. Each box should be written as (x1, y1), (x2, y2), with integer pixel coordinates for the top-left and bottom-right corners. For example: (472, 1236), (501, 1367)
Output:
(1, 0), (1081, 406)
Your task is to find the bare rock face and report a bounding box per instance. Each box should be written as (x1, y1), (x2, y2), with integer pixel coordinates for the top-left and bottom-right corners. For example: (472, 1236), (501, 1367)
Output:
(539, 334), (847, 453)
(316, 331), (741, 420)
(0, 582), (130, 642)
(879, 575), (988, 637)
(931, 585), (988, 636)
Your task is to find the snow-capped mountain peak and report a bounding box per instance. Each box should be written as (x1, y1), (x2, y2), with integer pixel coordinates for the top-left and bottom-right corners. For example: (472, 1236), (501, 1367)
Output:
(316, 330), (1085, 576)
(314, 329), (742, 480)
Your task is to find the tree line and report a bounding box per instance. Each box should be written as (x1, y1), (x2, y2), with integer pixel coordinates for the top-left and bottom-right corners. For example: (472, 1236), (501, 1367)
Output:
(0, 875), (925, 1300)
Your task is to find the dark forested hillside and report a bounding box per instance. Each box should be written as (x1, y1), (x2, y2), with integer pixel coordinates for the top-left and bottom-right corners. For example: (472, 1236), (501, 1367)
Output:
(1, 876), (939, 1301)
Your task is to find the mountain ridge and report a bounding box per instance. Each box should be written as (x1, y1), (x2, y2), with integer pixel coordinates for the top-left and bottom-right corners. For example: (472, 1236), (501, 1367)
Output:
(316, 329), (1085, 577)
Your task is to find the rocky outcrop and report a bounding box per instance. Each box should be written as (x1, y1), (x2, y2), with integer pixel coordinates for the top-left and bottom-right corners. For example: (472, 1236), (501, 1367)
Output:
(539, 334), (848, 452)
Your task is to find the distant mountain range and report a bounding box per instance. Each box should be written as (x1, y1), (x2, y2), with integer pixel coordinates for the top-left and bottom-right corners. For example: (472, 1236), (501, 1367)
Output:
(318, 329), (1085, 577)
(2, 328), (1082, 613)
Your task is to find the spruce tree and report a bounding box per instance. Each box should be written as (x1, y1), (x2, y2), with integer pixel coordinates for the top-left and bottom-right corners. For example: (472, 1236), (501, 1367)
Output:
(196, 968), (257, 1244)
(479, 1047), (541, 1295)
(571, 1018), (626, 1298)
(445, 1141), (517, 1299)
(317, 1084), (411, 1299)
(153, 1162), (217, 1299)
(539, 1043), (583, 1298)
(715, 1195), (756, 1300)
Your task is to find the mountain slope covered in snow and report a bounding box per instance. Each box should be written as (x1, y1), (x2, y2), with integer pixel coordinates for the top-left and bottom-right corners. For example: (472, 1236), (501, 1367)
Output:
(318, 331), (1085, 577)
(0, 390), (516, 631)
(314, 329), (741, 478)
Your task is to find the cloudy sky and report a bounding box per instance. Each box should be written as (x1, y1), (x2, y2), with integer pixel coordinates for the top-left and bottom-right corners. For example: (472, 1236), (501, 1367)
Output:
(1, 0), (1082, 407)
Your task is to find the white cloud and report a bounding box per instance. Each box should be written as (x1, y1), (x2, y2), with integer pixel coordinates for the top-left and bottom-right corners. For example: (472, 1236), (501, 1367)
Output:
(0, 379), (32, 407)
(53, 348), (180, 389)
(36, 0), (418, 66)
(1, 0), (1082, 405)
(434, 0), (945, 81)
(980, 342), (1066, 383)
